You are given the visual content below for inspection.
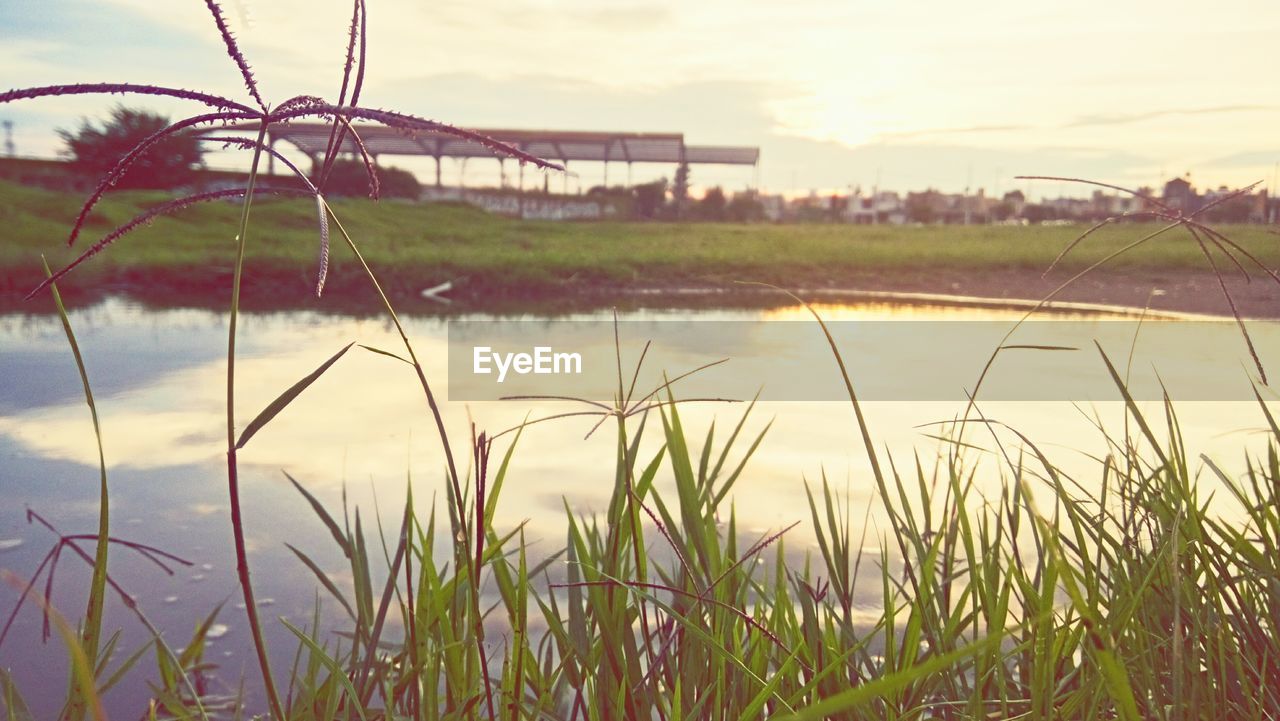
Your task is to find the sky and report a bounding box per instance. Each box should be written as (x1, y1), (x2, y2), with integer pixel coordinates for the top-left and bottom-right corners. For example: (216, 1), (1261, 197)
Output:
(2, 0), (1279, 197)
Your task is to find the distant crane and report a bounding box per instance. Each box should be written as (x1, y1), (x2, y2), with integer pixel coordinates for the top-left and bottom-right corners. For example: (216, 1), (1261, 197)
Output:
(1, 120), (13, 157)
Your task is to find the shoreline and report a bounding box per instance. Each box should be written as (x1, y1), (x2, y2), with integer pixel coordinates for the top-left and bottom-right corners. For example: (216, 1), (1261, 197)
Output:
(3, 264), (1275, 319)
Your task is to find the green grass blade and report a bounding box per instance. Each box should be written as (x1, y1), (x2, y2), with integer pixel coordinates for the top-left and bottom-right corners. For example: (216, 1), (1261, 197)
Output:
(779, 631), (1007, 720)
(285, 471), (353, 557)
(280, 619), (368, 721)
(0, 666), (33, 721)
(235, 342), (354, 450)
(285, 544), (357, 623)
(42, 257), (109, 721)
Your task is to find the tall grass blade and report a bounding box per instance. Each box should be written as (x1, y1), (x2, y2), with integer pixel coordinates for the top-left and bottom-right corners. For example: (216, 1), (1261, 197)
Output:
(235, 342), (354, 450)
(41, 258), (109, 721)
(223, 120), (286, 721)
(284, 471), (352, 557)
(280, 620), (368, 721)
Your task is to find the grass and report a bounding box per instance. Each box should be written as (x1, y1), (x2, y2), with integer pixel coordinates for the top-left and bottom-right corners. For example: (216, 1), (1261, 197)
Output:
(42, 258), (111, 721)
(4, 179), (1280, 305)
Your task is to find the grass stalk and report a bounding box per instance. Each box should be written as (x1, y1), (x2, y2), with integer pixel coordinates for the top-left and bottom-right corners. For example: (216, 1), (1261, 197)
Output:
(319, 200), (463, 510)
(40, 259), (109, 721)
(223, 120), (286, 721)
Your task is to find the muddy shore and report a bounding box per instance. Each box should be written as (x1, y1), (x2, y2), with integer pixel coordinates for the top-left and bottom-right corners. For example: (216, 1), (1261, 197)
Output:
(2, 264), (1275, 318)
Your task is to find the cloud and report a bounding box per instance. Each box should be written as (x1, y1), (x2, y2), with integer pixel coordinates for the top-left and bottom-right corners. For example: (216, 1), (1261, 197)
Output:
(358, 73), (1160, 194)
(1201, 150), (1280, 169)
(370, 74), (781, 142)
(1066, 105), (1278, 128)
(7, 0), (1278, 194)
(875, 125), (1032, 141)
(579, 6), (675, 30)
(872, 105), (1280, 143)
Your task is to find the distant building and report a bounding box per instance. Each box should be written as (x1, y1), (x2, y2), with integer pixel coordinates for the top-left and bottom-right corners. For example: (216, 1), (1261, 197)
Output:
(754, 173), (1269, 226)
(1202, 184), (1268, 223)
(1163, 175), (1196, 213)
(844, 188), (905, 224)
(1042, 196), (1093, 219)
(758, 193), (786, 222)
(1091, 190), (1138, 217)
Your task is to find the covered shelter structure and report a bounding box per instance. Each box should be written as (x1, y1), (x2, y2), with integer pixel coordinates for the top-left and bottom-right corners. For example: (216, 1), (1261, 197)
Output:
(227, 122), (760, 190)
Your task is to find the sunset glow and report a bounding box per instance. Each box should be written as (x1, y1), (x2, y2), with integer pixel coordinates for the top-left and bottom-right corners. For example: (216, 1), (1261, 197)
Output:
(4, 0), (1278, 193)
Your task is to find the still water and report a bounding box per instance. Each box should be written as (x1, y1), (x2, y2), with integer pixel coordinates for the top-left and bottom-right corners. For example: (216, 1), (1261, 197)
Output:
(0, 297), (1275, 714)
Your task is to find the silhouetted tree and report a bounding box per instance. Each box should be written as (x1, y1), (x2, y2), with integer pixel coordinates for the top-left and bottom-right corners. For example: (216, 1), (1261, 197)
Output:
(1022, 203), (1050, 224)
(828, 193), (847, 221)
(323, 158), (420, 199)
(696, 186), (728, 221)
(727, 191), (765, 222)
(672, 162), (690, 219)
(58, 106), (204, 189)
(633, 178), (668, 219)
(1202, 189), (1260, 223)
(905, 192), (937, 224)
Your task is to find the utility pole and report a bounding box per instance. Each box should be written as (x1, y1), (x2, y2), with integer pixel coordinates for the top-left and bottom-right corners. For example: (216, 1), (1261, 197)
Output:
(1272, 161), (1279, 222)
(872, 166), (882, 225)
(2, 121), (13, 157)
(965, 164), (974, 225)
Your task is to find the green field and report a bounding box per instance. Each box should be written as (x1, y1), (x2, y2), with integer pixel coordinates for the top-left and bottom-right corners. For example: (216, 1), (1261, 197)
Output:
(3, 179), (1277, 306)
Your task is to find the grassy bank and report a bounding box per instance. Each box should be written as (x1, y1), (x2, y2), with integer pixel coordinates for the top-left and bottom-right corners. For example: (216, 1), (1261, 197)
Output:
(4, 179), (1279, 310)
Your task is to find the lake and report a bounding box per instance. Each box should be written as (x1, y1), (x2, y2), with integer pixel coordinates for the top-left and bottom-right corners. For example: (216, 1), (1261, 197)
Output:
(1, 295), (1275, 715)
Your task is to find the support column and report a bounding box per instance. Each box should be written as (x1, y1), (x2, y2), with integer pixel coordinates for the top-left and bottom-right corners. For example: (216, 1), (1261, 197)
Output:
(434, 155), (442, 188)
(518, 162), (526, 218)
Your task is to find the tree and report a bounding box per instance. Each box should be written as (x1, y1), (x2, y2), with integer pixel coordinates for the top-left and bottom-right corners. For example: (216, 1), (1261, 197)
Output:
(633, 178), (668, 219)
(322, 158), (420, 199)
(1022, 203), (1050, 224)
(904, 191), (938, 224)
(696, 186), (728, 221)
(727, 191), (765, 222)
(827, 193), (847, 222)
(1202, 189), (1259, 223)
(672, 162), (690, 219)
(58, 106), (204, 189)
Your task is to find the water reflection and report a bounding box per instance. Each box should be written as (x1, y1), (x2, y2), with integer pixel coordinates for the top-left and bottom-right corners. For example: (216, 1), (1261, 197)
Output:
(3, 297), (1276, 544)
(0, 297), (1276, 713)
